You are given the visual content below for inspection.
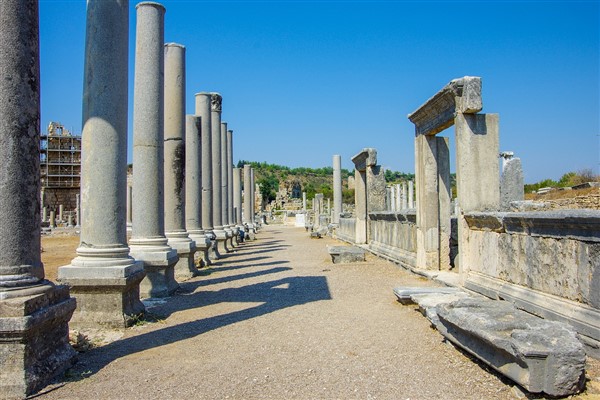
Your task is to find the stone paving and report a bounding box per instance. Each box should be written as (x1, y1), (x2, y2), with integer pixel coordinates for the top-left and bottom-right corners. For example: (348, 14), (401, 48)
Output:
(39, 225), (517, 399)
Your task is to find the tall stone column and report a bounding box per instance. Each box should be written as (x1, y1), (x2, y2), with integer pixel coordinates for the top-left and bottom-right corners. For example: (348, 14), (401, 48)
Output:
(401, 182), (408, 209)
(303, 192), (307, 211)
(75, 193), (81, 227)
(192, 92), (214, 263)
(408, 180), (414, 208)
(164, 43), (197, 279)
(59, 0), (145, 328)
(233, 167), (243, 232)
(243, 164), (255, 240)
(210, 93), (227, 253)
(128, 2), (179, 298)
(251, 168), (257, 228)
(126, 176), (133, 226)
(221, 122), (233, 250)
(332, 154), (342, 224)
(1, 2), (76, 395)
(227, 129), (239, 244)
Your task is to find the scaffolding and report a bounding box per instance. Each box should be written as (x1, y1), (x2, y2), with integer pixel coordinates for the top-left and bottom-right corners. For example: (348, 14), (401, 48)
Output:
(40, 122), (81, 189)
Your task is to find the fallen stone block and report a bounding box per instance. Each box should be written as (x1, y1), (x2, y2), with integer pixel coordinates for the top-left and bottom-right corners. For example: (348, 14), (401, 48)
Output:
(436, 298), (585, 397)
(310, 232), (322, 239)
(410, 292), (471, 327)
(327, 246), (366, 264)
(393, 286), (462, 305)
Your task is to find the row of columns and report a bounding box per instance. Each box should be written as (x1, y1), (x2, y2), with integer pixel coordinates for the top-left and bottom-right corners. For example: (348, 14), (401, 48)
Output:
(387, 181), (415, 211)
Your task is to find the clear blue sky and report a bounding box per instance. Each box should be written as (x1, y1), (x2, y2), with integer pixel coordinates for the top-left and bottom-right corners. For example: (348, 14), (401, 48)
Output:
(39, 0), (599, 183)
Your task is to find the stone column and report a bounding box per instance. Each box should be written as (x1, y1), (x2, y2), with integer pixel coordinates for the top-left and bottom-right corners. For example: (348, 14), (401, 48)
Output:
(59, 204), (64, 223)
(243, 164), (256, 240)
(227, 129), (238, 244)
(251, 168), (258, 229)
(49, 210), (56, 228)
(126, 176), (133, 226)
(210, 93), (227, 253)
(59, 0), (145, 329)
(193, 92), (214, 263)
(164, 43), (198, 280)
(402, 182), (408, 209)
(220, 122), (233, 250)
(233, 167), (244, 241)
(42, 207), (47, 223)
(408, 180), (414, 208)
(75, 193), (81, 227)
(40, 187), (45, 217)
(1, 2), (76, 395)
(333, 154), (342, 224)
(128, 2), (179, 298)
(302, 192), (307, 211)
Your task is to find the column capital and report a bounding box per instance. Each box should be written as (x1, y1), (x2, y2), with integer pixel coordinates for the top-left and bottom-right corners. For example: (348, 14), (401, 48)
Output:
(210, 92), (222, 113)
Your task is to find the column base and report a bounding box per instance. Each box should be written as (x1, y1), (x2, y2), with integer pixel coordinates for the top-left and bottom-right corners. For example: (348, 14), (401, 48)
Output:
(188, 231), (212, 266)
(212, 229), (229, 256)
(0, 282), (76, 398)
(58, 259), (146, 328)
(224, 227), (234, 251)
(129, 243), (179, 298)
(168, 238), (199, 281)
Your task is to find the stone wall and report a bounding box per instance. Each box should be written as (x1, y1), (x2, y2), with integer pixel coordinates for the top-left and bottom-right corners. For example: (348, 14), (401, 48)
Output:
(336, 217), (356, 243)
(368, 211), (417, 269)
(461, 210), (600, 344)
(544, 193), (600, 210)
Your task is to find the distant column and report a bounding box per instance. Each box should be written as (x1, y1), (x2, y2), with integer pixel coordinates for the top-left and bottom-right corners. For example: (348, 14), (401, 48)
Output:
(333, 155), (342, 224)
(128, 2), (179, 298)
(164, 43), (198, 279)
(243, 164), (256, 240)
(220, 122), (232, 250)
(227, 129), (237, 240)
(233, 167), (243, 240)
(75, 193), (81, 227)
(210, 93), (227, 253)
(126, 175), (133, 225)
(59, 0), (145, 328)
(408, 180), (414, 208)
(0, 1), (76, 395)
(193, 92), (213, 263)
(402, 182), (408, 209)
(302, 192), (307, 211)
(251, 168), (257, 225)
(59, 204), (64, 223)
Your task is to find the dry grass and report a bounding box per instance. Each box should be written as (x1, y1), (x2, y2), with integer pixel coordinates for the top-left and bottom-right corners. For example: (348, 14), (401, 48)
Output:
(525, 186), (599, 201)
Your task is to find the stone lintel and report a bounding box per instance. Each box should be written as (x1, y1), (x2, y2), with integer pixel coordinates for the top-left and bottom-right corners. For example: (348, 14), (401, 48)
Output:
(351, 148), (377, 171)
(464, 210), (600, 242)
(408, 76), (482, 136)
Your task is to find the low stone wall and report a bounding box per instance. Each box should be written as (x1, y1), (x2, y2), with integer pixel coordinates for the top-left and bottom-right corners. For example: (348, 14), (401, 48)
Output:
(368, 211), (417, 269)
(461, 210), (600, 344)
(337, 217), (356, 243)
(318, 214), (330, 228)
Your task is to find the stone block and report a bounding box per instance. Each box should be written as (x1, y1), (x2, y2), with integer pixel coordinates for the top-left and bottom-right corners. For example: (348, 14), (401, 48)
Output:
(0, 285), (77, 398)
(327, 246), (366, 264)
(436, 298), (585, 397)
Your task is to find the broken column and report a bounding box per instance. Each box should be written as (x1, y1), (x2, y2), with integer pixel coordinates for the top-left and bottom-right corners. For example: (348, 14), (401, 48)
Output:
(58, 0), (145, 328)
(211, 93), (227, 253)
(221, 122), (233, 250)
(500, 151), (524, 210)
(128, 2), (179, 298)
(193, 92), (214, 263)
(164, 43), (197, 279)
(333, 155), (342, 224)
(1, 1), (76, 395)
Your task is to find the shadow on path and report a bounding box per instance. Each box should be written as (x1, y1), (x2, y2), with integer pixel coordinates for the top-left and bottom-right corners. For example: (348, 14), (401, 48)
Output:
(69, 275), (331, 378)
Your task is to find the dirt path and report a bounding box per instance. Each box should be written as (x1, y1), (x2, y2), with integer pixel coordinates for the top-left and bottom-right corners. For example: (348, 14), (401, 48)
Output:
(38, 225), (533, 399)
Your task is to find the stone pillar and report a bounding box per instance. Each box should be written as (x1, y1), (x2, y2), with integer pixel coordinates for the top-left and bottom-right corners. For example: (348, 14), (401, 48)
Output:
(210, 93), (227, 253)
(233, 167), (244, 241)
(58, 204), (64, 223)
(126, 176), (133, 226)
(354, 168), (367, 244)
(128, 2), (179, 298)
(0, 2), (76, 395)
(500, 154), (524, 210)
(67, 213), (74, 227)
(333, 155), (342, 224)
(49, 210), (56, 228)
(408, 180), (414, 208)
(164, 43), (198, 280)
(75, 193), (81, 227)
(243, 164), (256, 240)
(302, 192), (307, 211)
(386, 187), (392, 211)
(455, 113), (500, 212)
(194, 92), (214, 263)
(40, 187), (45, 217)
(42, 207), (48, 223)
(227, 129), (238, 244)
(59, 0), (145, 328)
(402, 182), (408, 209)
(220, 122), (232, 250)
(251, 168), (257, 229)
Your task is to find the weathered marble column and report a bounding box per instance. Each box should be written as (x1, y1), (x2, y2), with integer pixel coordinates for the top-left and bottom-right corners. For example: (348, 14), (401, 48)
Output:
(126, 175), (133, 226)
(58, 0), (145, 328)
(75, 193), (81, 227)
(210, 93), (227, 253)
(243, 164), (255, 239)
(193, 92), (214, 263)
(59, 204), (64, 223)
(221, 122), (233, 250)
(251, 168), (258, 229)
(128, 2), (179, 298)
(227, 129), (238, 242)
(233, 167), (243, 233)
(49, 210), (56, 228)
(401, 182), (408, 209)
(408, 180), (414, 208)
(332, 154), (342, 224)
(42, 207), (48, 223)
(164, 43), (198, 280)
(1, 2), (76, 395)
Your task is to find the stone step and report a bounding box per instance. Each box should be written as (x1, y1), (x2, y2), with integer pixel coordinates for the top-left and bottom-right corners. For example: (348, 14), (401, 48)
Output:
(327, 246), (366, 264)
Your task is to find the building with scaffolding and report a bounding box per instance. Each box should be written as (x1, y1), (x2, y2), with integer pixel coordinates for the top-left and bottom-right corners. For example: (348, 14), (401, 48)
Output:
(40, 122), (81, 215)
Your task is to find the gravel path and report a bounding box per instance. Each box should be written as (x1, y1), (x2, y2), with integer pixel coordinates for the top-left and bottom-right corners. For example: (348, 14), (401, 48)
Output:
(39, 224), (519, 399)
